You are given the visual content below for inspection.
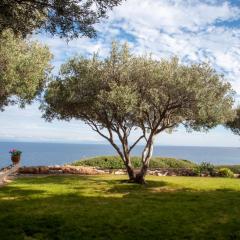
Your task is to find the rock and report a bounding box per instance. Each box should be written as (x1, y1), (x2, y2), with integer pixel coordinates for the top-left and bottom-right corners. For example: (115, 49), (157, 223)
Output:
(20, 167), (36, 174)
(49, 165), (62, 170)
(49, 169), (63, 174)
(62, 167), (71, 174)
(114, 170), (125, 175)
(95, 169), (106, 174)
(39, 166), (49, 174)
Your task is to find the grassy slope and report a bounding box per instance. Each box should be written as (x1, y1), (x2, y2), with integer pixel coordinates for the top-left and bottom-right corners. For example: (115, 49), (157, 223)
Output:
(71, 155), (196, 169)
(0, 175), (240, 239)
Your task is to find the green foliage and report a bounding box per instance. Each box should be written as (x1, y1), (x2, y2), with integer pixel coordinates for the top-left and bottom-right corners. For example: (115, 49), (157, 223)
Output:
(225, 107), (240, 135)
(0, 29), (52, 110)
(195, 162), (216, 176)
(43, 42), (234, 132)
(9, 149), (22, 157)
(71, 156), (196, 169)
(1, 175), (240, 239)
(218, 168), (234, 178)
(216, 165), (240, 174)
(0, 0), (122, 39)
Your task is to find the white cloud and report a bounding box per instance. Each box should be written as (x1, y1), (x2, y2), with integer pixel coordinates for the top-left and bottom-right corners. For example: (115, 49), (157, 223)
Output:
(106, 0), (238, 32)
(34, 0), (240, 90)
(2, 0), (240, 146)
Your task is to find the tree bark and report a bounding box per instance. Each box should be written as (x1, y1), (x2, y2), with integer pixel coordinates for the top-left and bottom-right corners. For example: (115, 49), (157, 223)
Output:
(117, 133), (137, 181)
(134, 135), (155, 184)
(125, 162), (136, 181)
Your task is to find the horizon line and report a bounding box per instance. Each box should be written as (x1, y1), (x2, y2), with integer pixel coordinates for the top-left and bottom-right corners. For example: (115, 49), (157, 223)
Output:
(0, 139), (239, 148)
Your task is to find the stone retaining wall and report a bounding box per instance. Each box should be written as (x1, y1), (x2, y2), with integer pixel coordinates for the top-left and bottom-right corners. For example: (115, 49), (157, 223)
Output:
(18, 165), (197, 176)
(18, 165), (101, 175)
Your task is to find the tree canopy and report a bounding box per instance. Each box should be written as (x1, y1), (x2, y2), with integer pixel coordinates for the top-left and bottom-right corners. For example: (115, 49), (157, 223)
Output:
(0, 29), (52, 110)
(42, 42), (234, 183)
(0, 0), (123, 39)
(225, 107), (240, 135)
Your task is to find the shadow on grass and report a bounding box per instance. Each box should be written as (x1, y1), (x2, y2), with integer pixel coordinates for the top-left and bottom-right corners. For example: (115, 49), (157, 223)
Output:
(0, 175), (240, 240)
(16, 175), (80, 184)
(0, 186), (46, 197)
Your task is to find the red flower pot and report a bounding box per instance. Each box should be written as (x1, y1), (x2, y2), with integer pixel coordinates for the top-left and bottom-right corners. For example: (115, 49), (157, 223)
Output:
(11, 155), (21, 165)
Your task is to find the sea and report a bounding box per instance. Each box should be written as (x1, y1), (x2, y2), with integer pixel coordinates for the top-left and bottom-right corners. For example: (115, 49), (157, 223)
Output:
(0, 141), (240, 168)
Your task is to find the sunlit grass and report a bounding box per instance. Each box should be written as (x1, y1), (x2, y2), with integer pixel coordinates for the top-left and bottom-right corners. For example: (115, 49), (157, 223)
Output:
(0, 175), (240, 239)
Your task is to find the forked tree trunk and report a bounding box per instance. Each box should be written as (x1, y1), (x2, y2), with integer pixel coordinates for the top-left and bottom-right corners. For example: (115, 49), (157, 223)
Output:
(114, 134), (155, 184)
(134, 136), (155, 184)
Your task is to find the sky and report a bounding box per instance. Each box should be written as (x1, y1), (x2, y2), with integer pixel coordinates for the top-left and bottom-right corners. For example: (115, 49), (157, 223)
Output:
(1, 0), (240, 147)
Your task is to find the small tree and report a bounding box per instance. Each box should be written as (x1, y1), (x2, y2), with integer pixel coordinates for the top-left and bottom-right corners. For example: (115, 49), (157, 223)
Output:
(0, 29), (52, 110)
(0, 0), (123, 39)
(225, 107), (240, 135)
(42, 42), (234, 184)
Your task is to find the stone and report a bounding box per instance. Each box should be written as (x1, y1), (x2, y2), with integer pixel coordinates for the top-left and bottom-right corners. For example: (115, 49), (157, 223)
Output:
(62, 167), (71, 173)
(95, 169), (106, 174)
(114, 170), (125, 175)
(49, 169), (63, 174)
(39, 166), (49, 174)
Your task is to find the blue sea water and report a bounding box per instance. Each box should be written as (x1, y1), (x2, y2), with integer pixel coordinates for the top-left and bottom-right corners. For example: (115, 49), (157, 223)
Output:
(0, 141), (240, 168)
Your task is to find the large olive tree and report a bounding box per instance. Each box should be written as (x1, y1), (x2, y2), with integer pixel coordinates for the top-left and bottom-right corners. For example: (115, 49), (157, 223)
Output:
(0, 29), (52, 110)
(0, 0), (123, 39)
(42, 42), (234, 184)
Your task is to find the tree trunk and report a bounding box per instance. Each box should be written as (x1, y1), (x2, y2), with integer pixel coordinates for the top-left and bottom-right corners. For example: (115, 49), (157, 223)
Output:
(134, 136), (155, 184)
(119, 139), (137, 182)
(110, 131), (154, 184)
(125, 162), (136, 181)
(134, 165), (148, 184)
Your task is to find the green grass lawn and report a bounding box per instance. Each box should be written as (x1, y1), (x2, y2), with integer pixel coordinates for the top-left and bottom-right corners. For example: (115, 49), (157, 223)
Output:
(1, 175), (240, 240)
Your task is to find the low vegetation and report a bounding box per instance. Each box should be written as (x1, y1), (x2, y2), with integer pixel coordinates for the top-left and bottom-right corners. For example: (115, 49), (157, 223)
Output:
(218, 168), (234, 178)
(71, 156), (196, 169)
(0, 175), (240, 239)
(194, 162), (216, 176)
(216, 165), (240, 174)
(72, 157), (239, 179)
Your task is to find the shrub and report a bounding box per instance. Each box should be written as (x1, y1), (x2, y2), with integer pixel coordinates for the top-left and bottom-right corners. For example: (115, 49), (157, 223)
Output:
(216, 165), (240, 174)
(71, 156), (196, 169)
(218, 168), (234, 178)
(195, 162), (216, 176)
(193, 167), (201, 176)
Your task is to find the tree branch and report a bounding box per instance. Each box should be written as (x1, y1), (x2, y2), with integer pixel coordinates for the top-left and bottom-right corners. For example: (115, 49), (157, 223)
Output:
(86, 119), (125, 160)
(128, 135), (144, 154)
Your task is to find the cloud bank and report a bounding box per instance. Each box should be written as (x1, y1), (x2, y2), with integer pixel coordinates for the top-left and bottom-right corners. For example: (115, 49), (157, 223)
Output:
(1, 0), (240, 146)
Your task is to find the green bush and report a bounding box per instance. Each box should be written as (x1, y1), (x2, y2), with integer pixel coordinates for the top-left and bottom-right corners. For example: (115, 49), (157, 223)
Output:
(195, 162), (216, 176)
(71, 156), (196, 169)
(216, 165), (240, 174)
(218, 168), (234, 178)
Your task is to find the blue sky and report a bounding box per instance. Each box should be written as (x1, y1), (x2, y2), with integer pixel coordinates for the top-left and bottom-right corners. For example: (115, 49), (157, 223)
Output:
(1, 0), (240, 146)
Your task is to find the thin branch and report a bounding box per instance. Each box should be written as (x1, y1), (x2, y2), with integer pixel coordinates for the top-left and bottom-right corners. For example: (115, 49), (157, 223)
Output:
(86, 119), (125, 160)
(139, 120), (148, 141)
(128, 135), (144, 154)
